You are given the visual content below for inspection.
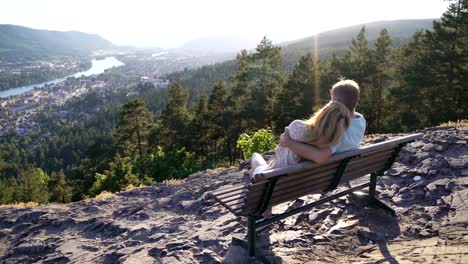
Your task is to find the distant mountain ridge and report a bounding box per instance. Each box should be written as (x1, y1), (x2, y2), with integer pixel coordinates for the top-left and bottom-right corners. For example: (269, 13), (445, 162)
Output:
(0, 24), (114, 62)
(167, 18), (438, 96)
(280, 19), (436, 67)
(176, 35), (258, 55)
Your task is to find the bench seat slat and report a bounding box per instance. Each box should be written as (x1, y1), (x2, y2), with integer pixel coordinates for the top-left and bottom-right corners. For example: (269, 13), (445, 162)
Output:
(215, 195), (246, 215)
(210, 183), (248, 196)
(208, 183), (249, 215)
(229, 200), (247, 214)
(215, 187), (248, 200)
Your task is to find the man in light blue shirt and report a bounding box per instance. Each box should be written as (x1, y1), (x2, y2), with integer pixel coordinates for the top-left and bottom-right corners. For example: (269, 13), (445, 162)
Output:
(280, 80), (366, 162)
(330, 111), (366, 154)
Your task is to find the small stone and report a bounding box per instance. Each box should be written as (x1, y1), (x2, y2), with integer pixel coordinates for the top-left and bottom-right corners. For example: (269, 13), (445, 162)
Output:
(148, 247), (166, 258)
(312, 235), (328, 242)
(413, 176), (422, 181)
(424, 191), (434, 201)
(446, 158), (468, 170)
(358, 229), (385, 242)
(419, 229), (432, 238)
(308, 209), (332, 224)
(445, 182), (455, 192)
(329, 208), (342, 218)
(424, 206), (442, 215)
(399, 187), (410, 194)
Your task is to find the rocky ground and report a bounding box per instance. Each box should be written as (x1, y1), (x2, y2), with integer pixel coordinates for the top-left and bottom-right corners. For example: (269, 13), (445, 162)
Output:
(0, 125), (467, 263)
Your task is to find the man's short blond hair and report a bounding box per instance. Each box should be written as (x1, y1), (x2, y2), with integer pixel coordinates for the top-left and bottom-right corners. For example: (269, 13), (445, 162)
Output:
(331, 80), (360, 112)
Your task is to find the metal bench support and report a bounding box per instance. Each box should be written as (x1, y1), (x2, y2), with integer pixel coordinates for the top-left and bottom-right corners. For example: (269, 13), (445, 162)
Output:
(350, 172), (396, 215)
(247, 216), (256, 256)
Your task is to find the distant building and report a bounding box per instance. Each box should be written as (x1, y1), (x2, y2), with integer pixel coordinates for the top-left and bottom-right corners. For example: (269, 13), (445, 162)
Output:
(126, 91), (139, 97)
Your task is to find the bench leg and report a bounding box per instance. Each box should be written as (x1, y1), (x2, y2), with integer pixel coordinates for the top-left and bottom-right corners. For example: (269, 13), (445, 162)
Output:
(369, 196), (396, 216)
(247, 217), (256, 257)
(351, 173), (395, 216)
(369, 173), (377, 198)
(351, 191), (396, 216)
(231, 217), (256, 256)
(231, 217), (272, 263)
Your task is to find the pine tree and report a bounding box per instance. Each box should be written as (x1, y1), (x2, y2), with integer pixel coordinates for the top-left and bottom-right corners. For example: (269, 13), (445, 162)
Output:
(371, 29), (393, 132)
(273, 53), (317, 134)
(346, 26), (377, 130)
(425, 0), (468, 121)
(157, 80), (190, 149)
(49, 170), (72, 203)
(207, 81), (230, 163)
(390, 31), (434, 131)
(114, 98), (154, 160)
(14, 165), (49, 204)
(90, 155), (140, 195)
(231, 37), (285, 129)
(391, 0), (468, 129)
(348, 26), (374, 83)
(191, 91), (210, 159)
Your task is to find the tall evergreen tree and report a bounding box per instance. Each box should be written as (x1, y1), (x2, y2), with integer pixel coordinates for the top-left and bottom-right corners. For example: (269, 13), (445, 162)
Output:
(114, 98), (154, 160)
(156, 80), (190, 149)
(371, 29), (393, 132)
(14, 165), (49, 204)
(273, 53), (317, 134)
(391, 31), (437, 131)
(191, 91), (210, 159)
(346, 26), (378, 130)
(231, 37), (285, 129)
(425, 0), (468, 121)
(49, 170), (72, 203)
(207, 81), (230, 162)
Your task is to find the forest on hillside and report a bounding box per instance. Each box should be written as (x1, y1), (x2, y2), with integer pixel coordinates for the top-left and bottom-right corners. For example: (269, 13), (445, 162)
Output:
(0, 0), (466, 205)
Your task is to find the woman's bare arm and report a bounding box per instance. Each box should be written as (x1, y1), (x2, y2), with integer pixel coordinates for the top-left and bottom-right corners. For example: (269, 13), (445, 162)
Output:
(279, 128), (332, 164)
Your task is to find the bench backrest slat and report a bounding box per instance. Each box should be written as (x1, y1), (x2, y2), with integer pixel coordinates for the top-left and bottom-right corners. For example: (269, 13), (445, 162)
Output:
(256, 133), (422, 180)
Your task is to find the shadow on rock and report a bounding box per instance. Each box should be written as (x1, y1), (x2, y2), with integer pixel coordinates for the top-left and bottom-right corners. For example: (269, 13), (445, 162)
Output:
(224, 224), (283, 264)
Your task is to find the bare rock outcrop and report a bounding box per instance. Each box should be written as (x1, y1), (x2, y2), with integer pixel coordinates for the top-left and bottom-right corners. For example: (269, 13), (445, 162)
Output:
(0, 125), (467, 263)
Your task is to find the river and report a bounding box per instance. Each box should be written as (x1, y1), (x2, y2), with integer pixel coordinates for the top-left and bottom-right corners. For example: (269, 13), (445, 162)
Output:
(0, 56), (124, 98)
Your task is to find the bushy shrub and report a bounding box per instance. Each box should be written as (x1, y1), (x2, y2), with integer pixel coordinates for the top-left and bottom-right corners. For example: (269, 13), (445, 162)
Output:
(90, 155), (140, 195)
(135, 146), (200, 182)
(236, 129), (276, 159)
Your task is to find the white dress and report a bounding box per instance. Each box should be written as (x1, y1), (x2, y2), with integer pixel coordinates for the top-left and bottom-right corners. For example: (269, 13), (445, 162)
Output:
(269, 119), (310, 169)
(253, 120), (310, 175)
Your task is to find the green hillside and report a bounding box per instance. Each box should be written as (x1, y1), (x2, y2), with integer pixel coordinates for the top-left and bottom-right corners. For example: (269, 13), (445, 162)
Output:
(0, 24), (114, 62)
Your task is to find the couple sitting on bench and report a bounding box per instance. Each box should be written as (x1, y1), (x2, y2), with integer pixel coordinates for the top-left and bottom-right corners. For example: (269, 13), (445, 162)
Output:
(208, 79), (422, 259)
(250, 79), (365, 178)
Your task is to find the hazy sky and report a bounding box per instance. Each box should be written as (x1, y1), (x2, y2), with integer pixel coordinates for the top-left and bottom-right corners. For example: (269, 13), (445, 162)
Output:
(0, 0), (449, 48)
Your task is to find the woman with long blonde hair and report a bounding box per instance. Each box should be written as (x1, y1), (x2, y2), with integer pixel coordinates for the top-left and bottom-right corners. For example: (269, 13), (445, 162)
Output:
(250, 101), (351, 177)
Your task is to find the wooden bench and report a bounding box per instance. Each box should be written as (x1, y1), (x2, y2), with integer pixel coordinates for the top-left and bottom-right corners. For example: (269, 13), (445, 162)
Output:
(207, 133), (423, 259)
